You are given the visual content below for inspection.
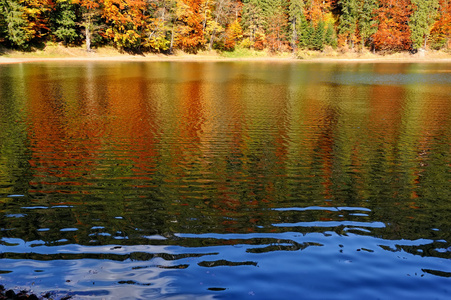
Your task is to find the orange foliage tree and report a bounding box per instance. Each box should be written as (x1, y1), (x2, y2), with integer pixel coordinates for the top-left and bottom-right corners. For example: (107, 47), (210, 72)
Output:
(175, 0), (206, 53)
(430, 0), (451, 49)
(102, 0), (149, 51)
(373, 0), (413, 51)
(223, 18), (242, 50)
(305, 0), (331, 24)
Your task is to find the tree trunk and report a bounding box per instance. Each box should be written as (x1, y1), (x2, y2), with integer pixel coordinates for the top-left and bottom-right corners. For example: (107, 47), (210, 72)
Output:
(170, 27), (175, 54)
(209, 10), (221, 51)
(209, 28), (216, 50)
(86, 25), (91, 52)
(291, 19), (297, 53)
(202, 0), (210, 34)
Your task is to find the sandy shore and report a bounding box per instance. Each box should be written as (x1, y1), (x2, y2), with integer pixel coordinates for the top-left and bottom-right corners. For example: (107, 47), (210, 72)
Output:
(1, 46), (451, 64)
(2, 55), (451, 65)
(0, 55), (297, 64)
(3, 57), (451, 65)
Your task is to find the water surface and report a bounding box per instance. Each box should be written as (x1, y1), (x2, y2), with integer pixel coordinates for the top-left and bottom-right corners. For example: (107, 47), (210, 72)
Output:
(0, 62), (450, 299)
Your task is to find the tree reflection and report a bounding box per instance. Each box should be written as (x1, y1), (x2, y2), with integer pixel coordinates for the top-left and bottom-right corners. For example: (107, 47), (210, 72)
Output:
(0, 62), (449, 259)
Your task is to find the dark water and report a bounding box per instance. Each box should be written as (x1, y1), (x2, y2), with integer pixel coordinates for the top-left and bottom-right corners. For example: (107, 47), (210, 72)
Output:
(0, 61), (450, 299)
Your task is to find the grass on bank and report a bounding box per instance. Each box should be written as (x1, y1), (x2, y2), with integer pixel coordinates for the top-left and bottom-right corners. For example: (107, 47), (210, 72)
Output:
(219, 47), (287, 58)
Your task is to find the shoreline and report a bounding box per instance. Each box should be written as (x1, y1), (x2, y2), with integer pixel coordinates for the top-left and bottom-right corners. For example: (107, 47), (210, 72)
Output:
(2, 47), (451, 64)
(3, 56), (451, 65)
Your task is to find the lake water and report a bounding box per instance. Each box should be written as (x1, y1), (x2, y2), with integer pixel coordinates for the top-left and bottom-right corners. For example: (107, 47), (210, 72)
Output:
(0, 61), (450, 299)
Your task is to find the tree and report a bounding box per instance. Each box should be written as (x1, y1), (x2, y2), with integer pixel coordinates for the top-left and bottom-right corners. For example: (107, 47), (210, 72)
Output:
(145, 0), (176, 52)
(241, 0), (265, 47)
(373, 0), (413, 51)
(288, 0), (304, 51)
(0, 2), (3, 44)
(0, 0), (33, 49)
(409, 0), (439, 50)
(51, 0), (79, 45)
(298, 12), (313, 48)
(305, 0), (331, 24)
(223, 18), (243, 50)
(266, 0), (287, 52)
(0, 0), (52, 49)
(23, 0), (53, 42)
(312, 19), (325, 50)
(338, 0), (359, 49)
(429, 0), (451, 49)
(324, 22), (337, 47)
(358, 0), (378, 50)
(75, 0), (104, 51)
(102, 0), (149, 52)
(174, 0), (206, 53)
(205, 0), (236, 50)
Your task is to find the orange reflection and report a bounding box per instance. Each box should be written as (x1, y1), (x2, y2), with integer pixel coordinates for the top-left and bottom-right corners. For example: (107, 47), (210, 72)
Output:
(26, 66), (102, 195)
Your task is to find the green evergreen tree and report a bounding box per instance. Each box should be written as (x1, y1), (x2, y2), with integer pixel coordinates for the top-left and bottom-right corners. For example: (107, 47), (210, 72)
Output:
(312, 20), (325, 50)
(0, 1), (4, 43)
(325, 23), (337, 48)
(298, 14), (313, 48)
(241, 0), (265, 46)
(51, 0), (79, 45)
(0, 0), (33, 49)
(256, 0), (272, 19)
(358, 0), (378, 50)
(288, 0), (304, 51)
(338, 0), (359, 49)
(409, 0), (439, 50)
(266, 0), (287, 52)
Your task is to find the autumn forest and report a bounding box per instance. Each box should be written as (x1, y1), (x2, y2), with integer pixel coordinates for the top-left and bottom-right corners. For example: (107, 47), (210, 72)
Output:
(0, 0), (450, 55)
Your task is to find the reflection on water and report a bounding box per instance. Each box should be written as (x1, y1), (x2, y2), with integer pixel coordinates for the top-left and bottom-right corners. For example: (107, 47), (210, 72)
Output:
(0, 62), (450, 299)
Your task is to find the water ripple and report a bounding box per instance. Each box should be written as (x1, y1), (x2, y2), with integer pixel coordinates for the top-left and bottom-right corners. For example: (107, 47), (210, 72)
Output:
(0, 62), (450, 298)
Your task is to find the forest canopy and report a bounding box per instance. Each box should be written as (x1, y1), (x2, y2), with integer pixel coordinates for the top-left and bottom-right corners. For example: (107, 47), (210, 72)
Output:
(0, 0), (450, 53)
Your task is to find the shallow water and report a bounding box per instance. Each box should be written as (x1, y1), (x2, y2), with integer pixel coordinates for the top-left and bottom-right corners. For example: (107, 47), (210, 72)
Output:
(0, 61), (450, 299)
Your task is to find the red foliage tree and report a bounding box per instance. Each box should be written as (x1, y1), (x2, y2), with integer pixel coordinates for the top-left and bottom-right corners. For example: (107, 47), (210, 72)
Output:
(373, 0), (413, 51)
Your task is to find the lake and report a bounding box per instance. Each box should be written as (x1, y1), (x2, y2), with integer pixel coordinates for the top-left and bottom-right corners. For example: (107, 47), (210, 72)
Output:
(0, 61), (450, 299)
